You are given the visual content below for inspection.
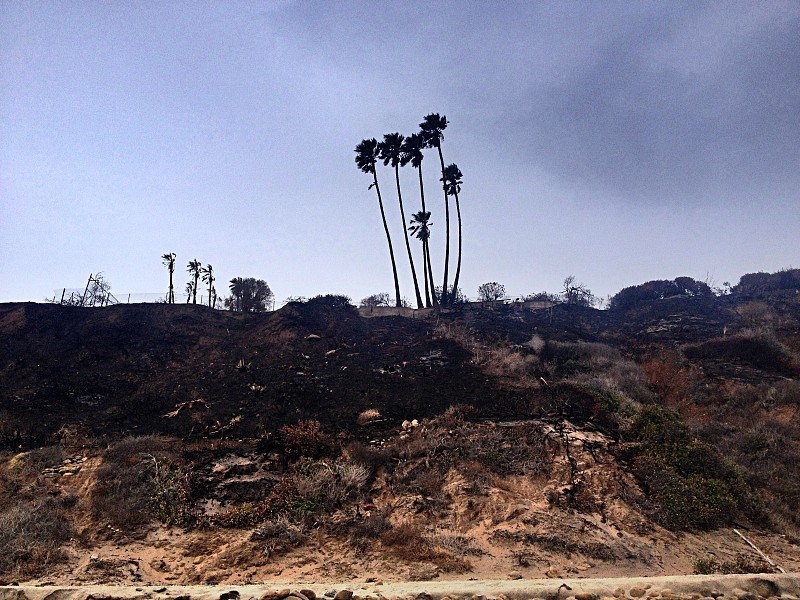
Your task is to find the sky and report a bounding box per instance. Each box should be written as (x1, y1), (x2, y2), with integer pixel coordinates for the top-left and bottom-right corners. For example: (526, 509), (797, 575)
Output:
(1, 1), (799, 306)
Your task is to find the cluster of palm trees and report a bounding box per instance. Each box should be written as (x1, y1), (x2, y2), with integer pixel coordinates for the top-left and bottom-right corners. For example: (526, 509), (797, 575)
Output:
(161, 253), (216, 307)
(355, 113), (464, 308)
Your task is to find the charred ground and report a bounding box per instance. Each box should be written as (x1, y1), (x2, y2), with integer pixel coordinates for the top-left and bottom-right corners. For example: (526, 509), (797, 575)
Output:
(0, 287), (798, 583)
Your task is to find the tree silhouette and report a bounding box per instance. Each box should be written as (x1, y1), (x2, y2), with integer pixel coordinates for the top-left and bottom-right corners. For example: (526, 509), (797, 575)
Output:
(226, 277), (273, 312)
(355, 138), (402, 308)
(161, 252), (176, 304)
(379, 132), (424, 309)
(419, 113), (450, 303)
(408, 210), (437, 308)
(187, 259), (202, 304)
(478, 281), (506, 303)
(442, 163), (464, 303)
(401, 132), (434, 307)
(201, 264), (215, 307)
(185, 282), (193, 304)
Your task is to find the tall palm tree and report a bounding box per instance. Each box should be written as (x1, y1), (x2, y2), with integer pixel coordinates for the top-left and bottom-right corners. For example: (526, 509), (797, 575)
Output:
(161, 252), (176, 303)
(201, 264), (214, 307)
(442, 164), (464, 302)
(419, 113), (450, 303)
(401, 133), (434, 307)
(187, 259), (202, 304)
(379, 132), (424, 309)
(355, 138), (402, 308)
(408, 210), (437, 308)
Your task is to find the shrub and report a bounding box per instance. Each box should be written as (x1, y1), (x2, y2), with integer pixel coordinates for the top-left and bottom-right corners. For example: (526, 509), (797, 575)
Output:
(609, 277), (713, 311)
(0, 496), (73, 576)
(149, 459), (196, 528)
(209, 503), (262, 528)
(684, 332), (799, 376)
(251, 515), (308, 558)
(626, 405), (763, 530)
(280, 420), (335, 457)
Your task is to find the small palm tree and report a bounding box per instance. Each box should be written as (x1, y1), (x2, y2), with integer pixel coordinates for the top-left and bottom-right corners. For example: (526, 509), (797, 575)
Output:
(161, 252), (176, 303)
(355, 138), (402, 308)
(201, 264), (214, 307)
(442, 164), (464, 302)
(187, 259), (202, 304)
(408, 210), (437, 308)
(185, 282), (193, 304)
(379, 132), (424, 309)
(401, 133), (433, 307)
(419, 113), (450, 303)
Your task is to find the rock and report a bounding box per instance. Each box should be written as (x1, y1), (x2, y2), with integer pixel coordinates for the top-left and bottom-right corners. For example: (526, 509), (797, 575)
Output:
(219, 592), (240, 600)
(334, 591), (353, 600)
(546, 567), (561, 578)
(508, 571), (523, 580)
(401, 420), (412, 431)
(416, 594), (433, 600)
(575, 593), (596, 600)
(661, 592), (674, 598)
(614, 589), (627, 598)
(300, 591), (317, 600)
(753, 584), (779, 600)
(323, 592), (336, 599)
(631, 589), (647, 598)
(306, 334), (322, 340)
(287, 594), (308, 600)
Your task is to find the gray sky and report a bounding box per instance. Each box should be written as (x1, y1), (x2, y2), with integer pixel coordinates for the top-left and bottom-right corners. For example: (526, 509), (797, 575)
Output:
(1, 1), (798, 305)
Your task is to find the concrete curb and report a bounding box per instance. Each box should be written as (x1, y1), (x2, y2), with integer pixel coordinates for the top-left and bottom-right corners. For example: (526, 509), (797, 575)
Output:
(2, 573), (800, 600)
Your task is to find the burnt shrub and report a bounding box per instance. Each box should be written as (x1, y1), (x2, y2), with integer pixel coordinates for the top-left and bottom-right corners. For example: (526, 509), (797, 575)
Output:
(684, 332), (799, 376)
(543, 382), (622, 434)
(280, 419), (336, 458)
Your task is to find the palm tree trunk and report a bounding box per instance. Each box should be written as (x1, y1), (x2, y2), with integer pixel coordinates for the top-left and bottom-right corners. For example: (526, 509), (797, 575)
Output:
(168, 269), (174, 304)
(451, 189), (463, 303)
(395, 167), (424, 309)
(437, 144), (450, 305)
(373, 171), (402, 308)
(193, 273), (199, 304)
(417, 167), (432, 308)
(425, 239), (438, 307)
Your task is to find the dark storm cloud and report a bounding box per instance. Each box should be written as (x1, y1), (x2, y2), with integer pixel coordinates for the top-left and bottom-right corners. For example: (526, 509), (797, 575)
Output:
(504, 3), (800, 202)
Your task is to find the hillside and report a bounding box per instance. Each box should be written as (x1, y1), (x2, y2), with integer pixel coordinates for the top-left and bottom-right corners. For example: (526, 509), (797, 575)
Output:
(0, 289), (799, 585)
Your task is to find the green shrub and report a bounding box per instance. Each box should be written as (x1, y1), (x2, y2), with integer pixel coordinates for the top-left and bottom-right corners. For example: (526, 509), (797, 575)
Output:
(627, 405), (763, 530)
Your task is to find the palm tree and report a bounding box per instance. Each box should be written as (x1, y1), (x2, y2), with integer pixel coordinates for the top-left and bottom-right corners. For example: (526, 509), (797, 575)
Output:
(355, 138), (402, 308)
(379, 132), (424, 309)
(185, 282), (193, 304)
(419, 113), (450, 303)
(161, 252), (176, 303)
(442, 164), (464, 302)
(228, 277), (244, 312)
(187, 259), (202, 304)
(408, 210), (437, 308)
(401, 132), (434, 307)
(201, 264), (214, 307)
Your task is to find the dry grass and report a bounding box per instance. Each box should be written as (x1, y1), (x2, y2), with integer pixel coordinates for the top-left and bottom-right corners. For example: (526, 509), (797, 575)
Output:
(0, 496), (73, 577)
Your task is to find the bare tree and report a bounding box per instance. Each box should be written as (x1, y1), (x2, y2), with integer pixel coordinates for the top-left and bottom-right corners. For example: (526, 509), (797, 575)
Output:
(360, 293), (391, 309)
(562, 275), (596, 307)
